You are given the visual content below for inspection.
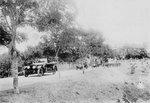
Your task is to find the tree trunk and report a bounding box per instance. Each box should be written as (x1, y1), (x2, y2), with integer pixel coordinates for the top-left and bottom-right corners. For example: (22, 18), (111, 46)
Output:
(4, 5), (20, 94)
(9, 45), (19, 94)
(9, 27), (19, 94)
(55, 46), (60, 78)
(11, 54), (19, 94)
(55, 46), (60, 62)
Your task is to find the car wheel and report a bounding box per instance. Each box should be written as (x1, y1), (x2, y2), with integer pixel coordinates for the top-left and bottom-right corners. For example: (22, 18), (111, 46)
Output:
(25, 70), (28, 77)
(54, 66), (57, 71)
(41, 69), (44, 76)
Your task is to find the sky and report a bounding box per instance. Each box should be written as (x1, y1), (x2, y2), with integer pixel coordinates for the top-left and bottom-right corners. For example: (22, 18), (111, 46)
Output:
(0, 0), (150, 54)
(74, 0), (150, 51)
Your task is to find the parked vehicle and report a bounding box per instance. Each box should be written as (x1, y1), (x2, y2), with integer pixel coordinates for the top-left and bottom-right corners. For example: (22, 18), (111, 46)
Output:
(24, 58), (57, 77)
(45, 62), (57, 74)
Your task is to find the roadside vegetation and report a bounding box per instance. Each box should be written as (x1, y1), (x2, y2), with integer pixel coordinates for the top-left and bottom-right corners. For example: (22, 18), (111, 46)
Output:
(1, 59), (150, 103)
(0, 0), (150, 103)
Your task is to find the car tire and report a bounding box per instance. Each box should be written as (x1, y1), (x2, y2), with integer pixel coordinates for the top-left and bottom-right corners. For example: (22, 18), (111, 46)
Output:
(54, 66), (57, 71)
(25, 70), (28, 77)
(41, 69), (44, 76)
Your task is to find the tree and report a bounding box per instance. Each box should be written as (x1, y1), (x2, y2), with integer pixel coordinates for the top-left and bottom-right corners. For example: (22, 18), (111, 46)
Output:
(0, 0), (74, 93)
(22, 45), (43, 62)
(80, 30), (105, 57)
(124, 47), (148, 59)
(36, 0), (76, 62)
(0, 0), (39, 93)
(40, 28), (81, 62)
(113, 46), (149, 60)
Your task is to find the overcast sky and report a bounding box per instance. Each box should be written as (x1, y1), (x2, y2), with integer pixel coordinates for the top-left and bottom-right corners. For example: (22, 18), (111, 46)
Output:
(74, 0), (150, 51)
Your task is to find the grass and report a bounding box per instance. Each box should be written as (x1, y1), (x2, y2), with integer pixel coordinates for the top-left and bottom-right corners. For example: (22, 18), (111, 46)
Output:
(0, 79), (123, 103)
(1, 59), (150, 103)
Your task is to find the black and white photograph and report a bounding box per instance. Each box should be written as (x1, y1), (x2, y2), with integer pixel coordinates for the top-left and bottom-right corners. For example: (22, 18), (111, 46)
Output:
(0, 0), (150, 103)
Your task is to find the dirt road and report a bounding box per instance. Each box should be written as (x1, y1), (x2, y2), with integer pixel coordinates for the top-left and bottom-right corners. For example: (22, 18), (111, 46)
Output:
(0, 66), (132, 92)
(0, 69), (85, 91)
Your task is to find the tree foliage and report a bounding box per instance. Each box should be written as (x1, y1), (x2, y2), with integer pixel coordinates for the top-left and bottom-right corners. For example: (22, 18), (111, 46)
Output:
(0, 0), (75, 93)
(0, 53), (11, 78)
(35, 0), (75, 32)
(0, 26), (11, 45)
(113, 46), (149, 60)
(36, 28), (112, 62)
(124, 47), (148, 59)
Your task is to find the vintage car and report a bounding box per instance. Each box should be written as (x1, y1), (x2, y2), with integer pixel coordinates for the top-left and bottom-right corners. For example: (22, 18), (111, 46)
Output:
(24, 58), (57, 77)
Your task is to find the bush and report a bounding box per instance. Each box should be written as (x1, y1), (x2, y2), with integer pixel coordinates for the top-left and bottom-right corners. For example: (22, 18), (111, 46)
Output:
(0, 54), (11, 78)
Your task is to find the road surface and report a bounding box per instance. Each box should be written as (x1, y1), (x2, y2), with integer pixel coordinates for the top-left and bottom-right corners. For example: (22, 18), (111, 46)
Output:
(0, 69), (87, 91)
